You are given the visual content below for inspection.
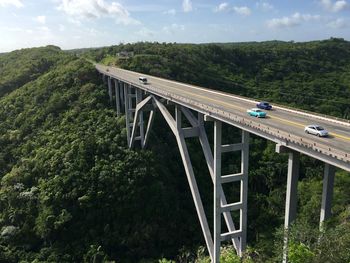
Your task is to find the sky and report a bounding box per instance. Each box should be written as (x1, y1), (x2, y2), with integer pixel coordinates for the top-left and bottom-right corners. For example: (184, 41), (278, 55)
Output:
(0, 0), (349, 52)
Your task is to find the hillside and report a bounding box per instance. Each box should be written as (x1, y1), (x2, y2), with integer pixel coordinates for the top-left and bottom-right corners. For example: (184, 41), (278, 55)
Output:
(0, 47), (200, 262)
(0, 44), (349, 262)
(0, 46), (72, 98)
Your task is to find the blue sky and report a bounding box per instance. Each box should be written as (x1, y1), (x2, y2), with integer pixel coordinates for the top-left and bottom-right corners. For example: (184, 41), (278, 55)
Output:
(0, 0), (349, 52)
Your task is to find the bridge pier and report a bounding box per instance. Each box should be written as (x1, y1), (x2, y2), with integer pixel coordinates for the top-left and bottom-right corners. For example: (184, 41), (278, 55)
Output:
(123, 83), (133, 146)
(213, 121), (249, 262)
(320, 163), (335, 230)
(275, 145), (338, 262)
(107, 76), (113, 104)
(113, 79), (121, 116)
(276, 145), (300, 263)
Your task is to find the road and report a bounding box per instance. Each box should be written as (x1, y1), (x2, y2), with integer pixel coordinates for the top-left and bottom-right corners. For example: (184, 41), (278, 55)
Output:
(96, 64), (350, 170)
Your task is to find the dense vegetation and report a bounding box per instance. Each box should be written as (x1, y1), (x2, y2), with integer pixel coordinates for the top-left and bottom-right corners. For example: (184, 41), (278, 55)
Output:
(0, 41), (349, 262)
(0, 46), (71, 97)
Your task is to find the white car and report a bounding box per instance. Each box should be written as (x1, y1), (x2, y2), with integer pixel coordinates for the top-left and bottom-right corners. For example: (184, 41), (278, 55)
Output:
(304, 125), (329, 137)
(139, 76), (147, 84)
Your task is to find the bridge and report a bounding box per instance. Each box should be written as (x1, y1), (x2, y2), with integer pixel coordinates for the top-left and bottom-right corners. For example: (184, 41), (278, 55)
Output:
(96, 64), (350, 263)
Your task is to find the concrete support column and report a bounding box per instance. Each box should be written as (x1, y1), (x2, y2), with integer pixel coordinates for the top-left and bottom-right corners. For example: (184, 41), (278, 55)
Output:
(136, 88), (144, 146)
(240, 130), (249, 254)
(107, 77), (113, 104)
(128, 86), (134, 119)
(120, 81), (125, 110)
(124, 83), (131, 145)
(114, 79), (121, 116)
(214, 120), (222, 263)
(283, 151), (300, 263)
(320, 163), (335, 230)
(285, 151), (300, 227)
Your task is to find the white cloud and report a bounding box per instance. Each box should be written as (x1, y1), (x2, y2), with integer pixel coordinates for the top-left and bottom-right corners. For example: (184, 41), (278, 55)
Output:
(163, 23), (185, 34)
(256, 1), (274, 11)
(214, 3), (251, 15)
(233, 6), (251, 16)
(0, 0), (23, 8)
(327, 17), (347, 28)
(320, 0), (348, 12)
(35, 16), (46, 24)
(163, 9), (176, 15)
(267, 12), (320, 28)
(214, 2), (230, 12)
(182, 0), (192, 12)
(57, 0), (140, 25)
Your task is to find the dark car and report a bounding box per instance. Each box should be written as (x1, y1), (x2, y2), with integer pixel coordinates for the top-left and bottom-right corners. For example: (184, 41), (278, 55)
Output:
(256, 101), (272, 110)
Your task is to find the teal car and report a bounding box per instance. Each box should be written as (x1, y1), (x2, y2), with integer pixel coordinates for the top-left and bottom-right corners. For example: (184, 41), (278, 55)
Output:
(247, 108), (267, 118)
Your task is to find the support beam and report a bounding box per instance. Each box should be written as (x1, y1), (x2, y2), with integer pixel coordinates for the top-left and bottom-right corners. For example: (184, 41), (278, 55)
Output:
(143, 109), (155, 149)
(173, 106), (214, 261)
(320, 163), (335, 230)
(136, 88), (145, 146)
(284, 151), (300, 228)
(124, 84), (131, 146)
(114, 79), (121, 116)
(283, 150), (300, 263)
(240, 130), (249, 254)
(120, 81), (125, 109)
(214, 120), (222, 263)
(107, 77), (113, 104)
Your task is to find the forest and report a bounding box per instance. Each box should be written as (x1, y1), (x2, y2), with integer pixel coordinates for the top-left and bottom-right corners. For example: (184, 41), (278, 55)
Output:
(0, 40), (349, 262)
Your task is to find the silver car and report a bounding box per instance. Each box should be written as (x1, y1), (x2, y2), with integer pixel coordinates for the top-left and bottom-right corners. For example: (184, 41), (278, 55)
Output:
(304, 125), (329, 137)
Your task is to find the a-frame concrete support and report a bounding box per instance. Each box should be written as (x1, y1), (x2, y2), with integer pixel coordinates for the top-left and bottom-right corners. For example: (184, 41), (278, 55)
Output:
(128, 93), (250, 261)
(129, 95), (154, 148)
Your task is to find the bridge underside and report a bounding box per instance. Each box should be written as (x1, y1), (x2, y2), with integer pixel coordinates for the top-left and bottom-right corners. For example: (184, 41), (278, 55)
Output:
(104, 74), (339, 263)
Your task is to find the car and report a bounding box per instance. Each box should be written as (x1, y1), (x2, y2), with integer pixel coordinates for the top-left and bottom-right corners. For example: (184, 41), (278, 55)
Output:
(247, 108), (267, 118)
(304, 125), (329, 137)
(256, 101), (272, 110)
(139, 76), (147, 84)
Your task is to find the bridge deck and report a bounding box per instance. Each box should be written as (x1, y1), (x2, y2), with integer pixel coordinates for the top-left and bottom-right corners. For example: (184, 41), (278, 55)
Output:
(96, 64), (350, 171)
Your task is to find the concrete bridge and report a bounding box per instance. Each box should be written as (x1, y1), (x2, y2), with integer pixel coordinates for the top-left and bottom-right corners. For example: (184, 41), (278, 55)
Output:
(96, 64), (350, 263)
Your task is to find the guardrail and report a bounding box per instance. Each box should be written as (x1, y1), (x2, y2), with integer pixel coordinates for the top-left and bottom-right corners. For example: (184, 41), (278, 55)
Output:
(198, 86), (350, 127)
(98, 68), (350, 166)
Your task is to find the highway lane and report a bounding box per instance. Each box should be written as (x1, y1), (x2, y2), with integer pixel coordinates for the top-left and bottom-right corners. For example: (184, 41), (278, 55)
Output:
(97, 65), (350, 159)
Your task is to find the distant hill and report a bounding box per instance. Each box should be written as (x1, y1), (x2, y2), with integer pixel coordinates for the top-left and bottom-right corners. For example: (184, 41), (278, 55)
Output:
(0, 45), (71, 97)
